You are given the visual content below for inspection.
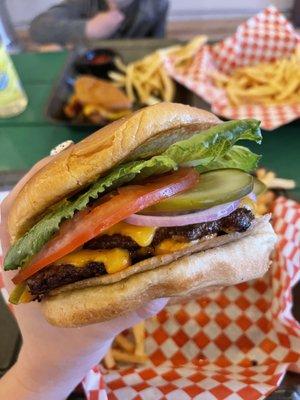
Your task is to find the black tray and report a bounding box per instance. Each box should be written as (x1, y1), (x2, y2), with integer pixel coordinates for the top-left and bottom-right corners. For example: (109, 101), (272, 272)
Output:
(45, 41), (210, 130)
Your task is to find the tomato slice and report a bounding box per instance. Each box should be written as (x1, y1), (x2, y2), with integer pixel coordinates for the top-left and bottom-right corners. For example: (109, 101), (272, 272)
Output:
(13, 168), (199, 284)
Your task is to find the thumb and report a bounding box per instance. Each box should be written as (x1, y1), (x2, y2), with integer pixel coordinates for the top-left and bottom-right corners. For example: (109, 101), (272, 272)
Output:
(107, 0), (118, 10)
(82, 298), (169, 344)
(136, 298), (169, 320)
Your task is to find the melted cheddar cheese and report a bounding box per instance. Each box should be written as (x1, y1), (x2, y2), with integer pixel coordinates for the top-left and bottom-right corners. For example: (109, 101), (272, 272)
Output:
(53, 248), (130, 274)
(102, 222), (157, 247)
(155, 239), (190, 255)
(52, 223), (156, 275)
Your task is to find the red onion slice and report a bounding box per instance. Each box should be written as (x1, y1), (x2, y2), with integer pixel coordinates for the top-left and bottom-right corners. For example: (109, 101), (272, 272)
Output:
(125, 199), (241, 227)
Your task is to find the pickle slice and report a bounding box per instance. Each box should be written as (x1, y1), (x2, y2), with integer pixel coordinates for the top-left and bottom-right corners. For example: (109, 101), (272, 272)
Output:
(143, 169), (254, 213)
(253, 177), (267, 196)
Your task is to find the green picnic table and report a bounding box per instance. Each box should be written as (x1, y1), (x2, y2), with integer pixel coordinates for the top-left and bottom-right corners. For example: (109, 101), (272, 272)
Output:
(0, 41), (299, 199)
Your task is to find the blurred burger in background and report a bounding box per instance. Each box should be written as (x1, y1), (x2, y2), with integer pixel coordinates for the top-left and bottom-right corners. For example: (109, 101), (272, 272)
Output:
(64, 75), (132, 124)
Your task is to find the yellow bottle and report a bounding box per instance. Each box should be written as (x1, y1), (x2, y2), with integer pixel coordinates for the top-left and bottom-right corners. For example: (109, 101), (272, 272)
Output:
(0, 43), (28, 117)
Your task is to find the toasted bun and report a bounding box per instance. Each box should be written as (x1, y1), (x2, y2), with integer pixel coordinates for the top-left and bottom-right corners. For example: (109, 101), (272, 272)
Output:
(75, 76), (132, 111)
(42, 218), (276, 327)
(8, 103), (220, 241)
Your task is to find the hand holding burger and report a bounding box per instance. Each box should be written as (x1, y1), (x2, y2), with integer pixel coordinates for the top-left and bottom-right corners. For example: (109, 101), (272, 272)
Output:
(0, 161), (167, 399)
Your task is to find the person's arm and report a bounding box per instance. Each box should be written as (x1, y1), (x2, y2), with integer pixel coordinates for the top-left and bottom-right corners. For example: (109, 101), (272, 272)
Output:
(29, 0), (89, 45)
(148, 0), (169, 38)
(0, 341), (111, 400)
(30, 0), (124, 45)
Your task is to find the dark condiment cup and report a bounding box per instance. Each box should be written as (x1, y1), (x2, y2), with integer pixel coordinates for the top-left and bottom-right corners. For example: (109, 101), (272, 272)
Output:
(74, 48), (121, 79)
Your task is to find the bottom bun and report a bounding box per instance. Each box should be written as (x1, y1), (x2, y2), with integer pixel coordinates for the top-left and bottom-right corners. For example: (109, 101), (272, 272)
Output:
(42, 218), (276, 327)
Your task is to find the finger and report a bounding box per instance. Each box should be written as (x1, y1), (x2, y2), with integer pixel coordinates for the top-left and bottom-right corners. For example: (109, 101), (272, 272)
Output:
(83, 298), (169, 344)
(107, 0), (118, 10)
(109, 10), (124, 22)
(0, 223), (12, 257)
(1, 269), (15, 292)
(136, 298), (169, 320)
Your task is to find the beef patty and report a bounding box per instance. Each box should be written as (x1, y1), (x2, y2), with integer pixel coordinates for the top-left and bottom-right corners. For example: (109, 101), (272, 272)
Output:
(27, 262), (106, 297)
(27, 208), (254, 297)
(84, 207), (254, 250)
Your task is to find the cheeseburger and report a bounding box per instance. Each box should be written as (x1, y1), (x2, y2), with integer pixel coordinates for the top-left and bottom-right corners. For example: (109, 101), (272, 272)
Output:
(4, 103), (276, 327)
(64, 75), (132, 123)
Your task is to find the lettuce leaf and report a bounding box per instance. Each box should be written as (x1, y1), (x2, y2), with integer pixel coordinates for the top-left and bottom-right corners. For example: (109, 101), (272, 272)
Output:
(197, 145), (261, 173)
(165, 119), (261, 166)
(4, 119), (261, 271)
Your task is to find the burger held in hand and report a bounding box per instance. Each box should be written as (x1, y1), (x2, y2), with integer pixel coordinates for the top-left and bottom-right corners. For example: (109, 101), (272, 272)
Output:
(4, 103), (277, 327)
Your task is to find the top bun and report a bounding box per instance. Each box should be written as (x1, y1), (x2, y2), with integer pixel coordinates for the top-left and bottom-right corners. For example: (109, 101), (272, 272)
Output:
(8, 103), (220, 242)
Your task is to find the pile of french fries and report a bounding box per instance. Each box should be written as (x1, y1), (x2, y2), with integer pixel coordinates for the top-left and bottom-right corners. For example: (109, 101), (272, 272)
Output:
(108, 36), (207, 106)
(211, 46), (300, 106)
(103, 321), (148, 368)
(256, 168), (296, 215)
(109, 52), (175, 105)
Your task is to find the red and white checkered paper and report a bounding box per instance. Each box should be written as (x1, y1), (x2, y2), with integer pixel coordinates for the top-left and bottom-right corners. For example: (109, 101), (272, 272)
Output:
(164, 6), (300, 130)
(1, 196), (300, 400)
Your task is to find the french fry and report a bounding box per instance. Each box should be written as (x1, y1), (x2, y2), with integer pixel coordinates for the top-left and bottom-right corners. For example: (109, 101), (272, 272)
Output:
(257, 168), (296, 190)
(150, 71), (162, 86)
(210, 71), (230, 86)
(133, 322), (145, 356)
(132, 78), (149, 103)
(276, 77), (299, 101)
(102, 320), (149, 368)
(115, 334), (135, 353)
(125, 64), (135, 102)
(108, 71), (126, 83)
(104, 349), (116, 369)
(269, 178), (296, 189)
(140, 55), (162, 82)
(226, 84), (241, 107)
(114, 56), (127, 73)
(257, 168), (267, 180)
(103, 323), (148, 368)
(257, 191), (275, 215)
(255, 168), (296, 215)
(144, 95), (161, 105)
(111, 349), (148, 364)
(159, 67), (175, 102)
